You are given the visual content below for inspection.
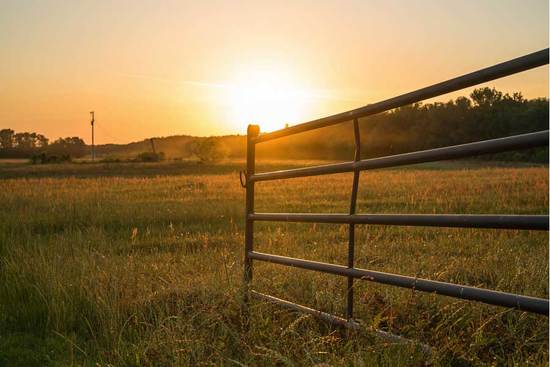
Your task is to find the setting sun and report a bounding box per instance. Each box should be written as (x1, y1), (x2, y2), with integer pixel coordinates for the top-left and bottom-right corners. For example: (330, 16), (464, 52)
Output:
(1, 1), (547, 141)
(225, 64), (312, 132)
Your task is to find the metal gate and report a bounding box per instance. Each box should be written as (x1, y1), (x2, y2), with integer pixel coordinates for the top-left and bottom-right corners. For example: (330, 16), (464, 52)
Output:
(241, 49), (550, 332)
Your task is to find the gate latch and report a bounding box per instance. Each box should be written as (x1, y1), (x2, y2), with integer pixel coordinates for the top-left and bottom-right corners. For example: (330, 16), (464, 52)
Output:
(239, 170), (247, 188)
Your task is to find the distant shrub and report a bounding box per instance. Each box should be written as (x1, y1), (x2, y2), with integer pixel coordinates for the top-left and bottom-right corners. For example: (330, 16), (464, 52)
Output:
(30, 153), (71, 164)
(100, 156), (123, 163)
(46, 137), (86, 158)
(190, 138), (228, 163)
(135, 151), (165, 162)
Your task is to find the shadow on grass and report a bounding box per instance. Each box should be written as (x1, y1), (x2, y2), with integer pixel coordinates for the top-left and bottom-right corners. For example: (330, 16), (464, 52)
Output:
(0, 160), (314, 179)
(0, 160), (243, 179)
(0, 159), (544, 180)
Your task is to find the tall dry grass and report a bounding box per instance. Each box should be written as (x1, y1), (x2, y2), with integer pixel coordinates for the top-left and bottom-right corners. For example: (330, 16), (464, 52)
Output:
(0, 163), (547, 366)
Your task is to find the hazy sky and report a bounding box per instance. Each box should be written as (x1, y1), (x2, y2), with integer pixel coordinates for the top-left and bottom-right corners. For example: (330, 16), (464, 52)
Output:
(1, 0), (548, 143)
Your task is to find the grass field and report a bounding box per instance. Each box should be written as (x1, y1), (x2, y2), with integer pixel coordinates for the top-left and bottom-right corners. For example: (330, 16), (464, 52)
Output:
(0, 160), (548, 366)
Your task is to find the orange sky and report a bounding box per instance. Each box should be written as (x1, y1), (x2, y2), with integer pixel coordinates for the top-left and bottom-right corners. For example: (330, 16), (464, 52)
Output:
(1, 0), (548, 144)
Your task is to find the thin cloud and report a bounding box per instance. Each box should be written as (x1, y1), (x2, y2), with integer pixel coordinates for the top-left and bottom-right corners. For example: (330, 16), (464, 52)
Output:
(119, 72), (363, 103)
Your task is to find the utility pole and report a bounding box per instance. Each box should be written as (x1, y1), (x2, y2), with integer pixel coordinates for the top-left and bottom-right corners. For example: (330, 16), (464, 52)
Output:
(90, 111), (95, 161)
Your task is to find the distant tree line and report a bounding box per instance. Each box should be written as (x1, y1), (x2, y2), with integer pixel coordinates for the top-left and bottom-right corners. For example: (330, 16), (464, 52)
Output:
(2, 87), (546, 163)
(87, 87), (546, 164)
(0, 129), (86, 161)
(256, 87), (549, 163)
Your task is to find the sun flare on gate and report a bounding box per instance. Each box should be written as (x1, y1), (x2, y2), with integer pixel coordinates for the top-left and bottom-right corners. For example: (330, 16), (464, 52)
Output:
(225, 65), (313, 133)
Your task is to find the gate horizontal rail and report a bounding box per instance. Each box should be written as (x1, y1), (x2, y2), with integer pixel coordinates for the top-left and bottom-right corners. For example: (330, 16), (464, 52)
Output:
(243, 48), (550, 341)
(251, 130), (549, 182)
(249, 213), (549, 231)
(249, 251), (549, 315)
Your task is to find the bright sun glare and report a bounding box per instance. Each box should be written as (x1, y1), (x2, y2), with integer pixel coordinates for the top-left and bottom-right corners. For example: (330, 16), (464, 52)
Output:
(226, 65), (311, 132)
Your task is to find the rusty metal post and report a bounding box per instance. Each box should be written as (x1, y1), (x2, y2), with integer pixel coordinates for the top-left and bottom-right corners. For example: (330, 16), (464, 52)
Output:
(346, 118), (361, 320)
(244, 124), (260, 303)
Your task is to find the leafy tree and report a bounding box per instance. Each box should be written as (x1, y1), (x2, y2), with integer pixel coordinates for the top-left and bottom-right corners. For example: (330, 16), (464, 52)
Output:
(36, 134), (49, 148)
(190, 138), (229, 162)
(0, 129), (84, 160)
(136, 151), (165, 162)
(0, 129), (14, 149)
(470, 87), (503, 107)
(47, 137), (86, 158)
(14, 132), (38, 150)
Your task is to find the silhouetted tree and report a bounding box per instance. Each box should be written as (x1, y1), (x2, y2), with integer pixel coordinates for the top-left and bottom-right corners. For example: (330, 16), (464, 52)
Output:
(36, 134), (49, 148)
(471, 87), (503, 107)
(47, 137), (86, 158)
(0, 129), (14, 149)
(190, 138), (229, 162)
(14, 132), (37, 150)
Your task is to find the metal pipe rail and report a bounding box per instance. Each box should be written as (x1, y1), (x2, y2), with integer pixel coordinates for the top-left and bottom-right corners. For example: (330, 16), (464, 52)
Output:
(249, 252), (549, 315)
(251, 130), (549, 182)
(249, 290), (429, 345)
(249, 213), (549, 231)
(243, 48), (550, 338)
(254, 49), (548, 144)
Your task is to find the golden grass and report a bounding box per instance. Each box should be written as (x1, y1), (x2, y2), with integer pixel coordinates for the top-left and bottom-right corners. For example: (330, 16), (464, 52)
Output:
(0, 162), (548, 366)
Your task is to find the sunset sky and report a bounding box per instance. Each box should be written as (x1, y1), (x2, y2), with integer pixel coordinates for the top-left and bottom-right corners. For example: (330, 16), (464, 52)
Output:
(1, 0), (548, 144)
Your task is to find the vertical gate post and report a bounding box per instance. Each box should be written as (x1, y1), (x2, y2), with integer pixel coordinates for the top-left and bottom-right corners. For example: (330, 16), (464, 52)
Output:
(244, 124), (260, 304)
(346, 118), (361, 320)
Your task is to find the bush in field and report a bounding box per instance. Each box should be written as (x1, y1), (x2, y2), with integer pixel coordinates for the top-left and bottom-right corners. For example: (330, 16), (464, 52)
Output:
(136, 151), (165, 162)
(30, 153), (71, 164)
(190, 138), (228, 163)
(100, 156), (123, 163)
(46, 137), (86, 158)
